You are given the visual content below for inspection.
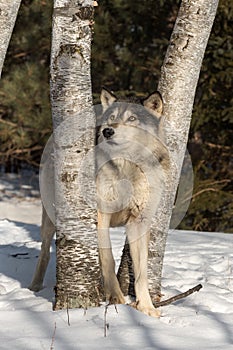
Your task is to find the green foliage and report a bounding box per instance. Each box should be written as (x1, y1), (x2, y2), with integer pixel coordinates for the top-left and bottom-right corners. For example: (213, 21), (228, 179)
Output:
(0, 0), (52, 167)
(92, 0), (180, 92)
(179, 155), (233, 232)
(178, 0), (233, 232)
(192, 0), (233, 142)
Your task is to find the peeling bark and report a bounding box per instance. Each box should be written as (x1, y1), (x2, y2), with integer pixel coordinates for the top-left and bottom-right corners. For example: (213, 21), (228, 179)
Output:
(0, 0), (21, 77)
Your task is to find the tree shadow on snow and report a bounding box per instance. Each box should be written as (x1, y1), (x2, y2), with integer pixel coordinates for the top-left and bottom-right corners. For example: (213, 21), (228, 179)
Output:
(0, 220), (56, 303)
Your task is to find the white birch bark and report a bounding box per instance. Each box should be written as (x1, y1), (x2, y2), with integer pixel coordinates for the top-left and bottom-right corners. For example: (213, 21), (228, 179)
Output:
(50, 0), (103, 309)
(147, 0), (219, 299)
(0, 0), (21, 77)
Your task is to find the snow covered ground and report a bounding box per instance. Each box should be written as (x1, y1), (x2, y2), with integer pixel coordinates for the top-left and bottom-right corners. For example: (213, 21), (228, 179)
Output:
(0, 173), (232, 349)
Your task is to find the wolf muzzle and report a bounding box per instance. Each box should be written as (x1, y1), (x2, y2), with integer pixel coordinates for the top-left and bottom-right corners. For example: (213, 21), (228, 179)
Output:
(102, 127), (115, 139)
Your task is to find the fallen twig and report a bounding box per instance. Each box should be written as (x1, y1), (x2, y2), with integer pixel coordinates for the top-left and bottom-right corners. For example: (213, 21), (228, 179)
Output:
(66, 294), (70, 326)
(153, 284), (203, 308)
(50, 322), (56, 350)
(104, 304), (109, 337)
(104, 303), (118, 337)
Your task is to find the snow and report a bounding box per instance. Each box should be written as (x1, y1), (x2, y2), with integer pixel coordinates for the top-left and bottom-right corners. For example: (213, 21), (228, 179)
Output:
(0, 173), (233, 349)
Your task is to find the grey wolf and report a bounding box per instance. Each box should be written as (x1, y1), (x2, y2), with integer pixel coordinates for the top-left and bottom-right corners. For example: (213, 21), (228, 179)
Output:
(29, 88), (170, 317)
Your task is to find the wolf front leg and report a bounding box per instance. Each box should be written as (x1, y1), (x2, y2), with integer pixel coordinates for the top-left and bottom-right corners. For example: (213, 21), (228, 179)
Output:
(97, 211), (125, 304)
(127, 222), (160, 317)
(29, 206), (55, 292)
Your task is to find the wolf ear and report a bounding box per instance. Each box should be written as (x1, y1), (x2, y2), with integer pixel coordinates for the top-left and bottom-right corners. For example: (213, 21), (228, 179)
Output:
(143, 92), (163, 118)
(100, 88), (117, 112)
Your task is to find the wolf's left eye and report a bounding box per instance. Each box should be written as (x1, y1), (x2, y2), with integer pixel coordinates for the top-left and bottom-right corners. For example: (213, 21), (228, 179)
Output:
(128, 115), (136, 122)
(110, 115), (115, 121)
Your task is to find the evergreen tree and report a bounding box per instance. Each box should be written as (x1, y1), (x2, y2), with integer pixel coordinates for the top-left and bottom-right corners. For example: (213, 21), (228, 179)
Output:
(92, 0), (180, 93)
(182, 0), (233, 232)
(0, 0), (52, 169)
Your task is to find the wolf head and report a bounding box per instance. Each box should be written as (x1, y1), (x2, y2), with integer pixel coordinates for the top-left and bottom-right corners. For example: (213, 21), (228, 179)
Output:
(95, 88), (170, 219)
(97, 88), (164, 147)
(100, 88), (163, 116)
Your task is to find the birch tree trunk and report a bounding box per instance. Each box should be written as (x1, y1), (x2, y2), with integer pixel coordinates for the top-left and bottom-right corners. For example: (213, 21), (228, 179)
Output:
(0, 0), (21, 77)
(117, 0), (219, 300)
(50, 0), (103, 310)
(147, 0), (219, 300)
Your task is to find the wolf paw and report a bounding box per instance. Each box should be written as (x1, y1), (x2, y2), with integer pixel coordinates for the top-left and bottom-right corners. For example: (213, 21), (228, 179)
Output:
(105, 285), (125, 304)
(28, 283), (43, 292)
(107, 290), (125, 305)
(104, 277), (125, 305)
(143, 307), (161, 318)
(131, 301), (161, 317)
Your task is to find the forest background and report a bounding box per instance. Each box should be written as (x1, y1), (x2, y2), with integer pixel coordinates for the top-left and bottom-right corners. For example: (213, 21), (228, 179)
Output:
(0, 0), (232, 233)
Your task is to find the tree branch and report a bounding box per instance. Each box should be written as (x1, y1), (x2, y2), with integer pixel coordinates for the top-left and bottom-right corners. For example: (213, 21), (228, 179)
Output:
(205, 142), (230, 151)
(191, 179), (231, 201)
(153, 284), (203, 308)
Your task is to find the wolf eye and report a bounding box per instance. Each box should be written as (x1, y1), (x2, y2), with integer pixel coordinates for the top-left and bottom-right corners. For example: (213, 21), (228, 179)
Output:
(110, 114), (115, 121)
(128, 115), (136, 121)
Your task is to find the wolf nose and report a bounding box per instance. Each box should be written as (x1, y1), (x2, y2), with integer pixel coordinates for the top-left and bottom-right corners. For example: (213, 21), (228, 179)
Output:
(102, 127), (115, 139)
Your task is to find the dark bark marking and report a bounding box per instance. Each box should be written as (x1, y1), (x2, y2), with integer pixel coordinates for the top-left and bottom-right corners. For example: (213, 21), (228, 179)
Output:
(61, 171), (76, 183)
(59, 43), (84, 58)
(74, 6), (94, 21)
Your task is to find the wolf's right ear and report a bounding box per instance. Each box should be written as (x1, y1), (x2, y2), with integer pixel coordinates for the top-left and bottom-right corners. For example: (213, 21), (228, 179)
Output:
(100, 88), (117, 112)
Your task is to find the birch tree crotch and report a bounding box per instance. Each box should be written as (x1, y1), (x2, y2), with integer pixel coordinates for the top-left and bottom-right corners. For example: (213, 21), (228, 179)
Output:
(0, 0), (21, 77)
(147, 0), (219, 301)
(50, 0), (103, 310)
